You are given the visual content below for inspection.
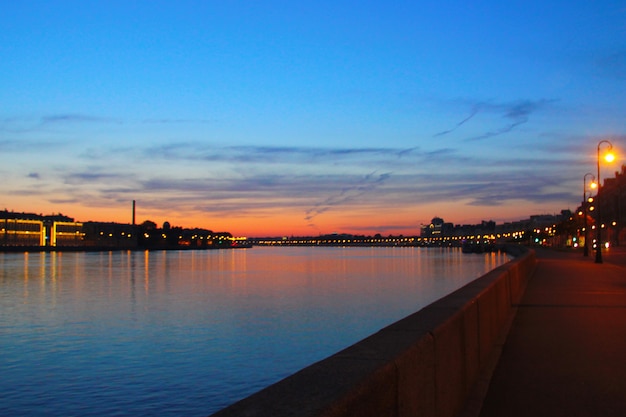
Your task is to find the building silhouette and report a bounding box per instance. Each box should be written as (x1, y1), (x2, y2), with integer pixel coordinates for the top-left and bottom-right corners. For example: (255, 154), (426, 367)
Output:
(1, 210), (238, 250)
(590, 164), (626, 246)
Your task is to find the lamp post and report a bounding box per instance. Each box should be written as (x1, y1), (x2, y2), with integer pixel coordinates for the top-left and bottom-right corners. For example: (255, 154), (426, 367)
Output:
(583, 172), (595, 256)
(595, 140), (614, 263)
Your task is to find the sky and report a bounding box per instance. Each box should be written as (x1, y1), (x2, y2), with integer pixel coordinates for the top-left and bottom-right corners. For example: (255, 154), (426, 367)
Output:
(1, 1), (625, 237)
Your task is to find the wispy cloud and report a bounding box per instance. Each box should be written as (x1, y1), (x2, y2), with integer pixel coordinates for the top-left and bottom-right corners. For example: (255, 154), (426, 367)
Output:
(0, 113), (213, 134)
(433, 106), (480, 137)
(39, 114), (118, 125)
(63, 171), (130, 185)
(0, 114), (119, 134)
(71, 139), (584, 217)
(141, 118), (214, 124)
(409, 165), (580, 209)
(143, 143), (402, 165)
(304, 171), (391, 227)
(0, 137), (67, 151)
(465, 99), (556, 142)
(4, 122), (588, 233)
(431, 98), (556, 141)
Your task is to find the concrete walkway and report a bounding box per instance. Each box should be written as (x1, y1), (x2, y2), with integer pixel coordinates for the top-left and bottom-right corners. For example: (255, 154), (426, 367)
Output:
(477, 247), (626, 417)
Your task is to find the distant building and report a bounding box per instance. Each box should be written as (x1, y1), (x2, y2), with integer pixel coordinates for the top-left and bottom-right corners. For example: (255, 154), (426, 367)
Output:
(594, 164), (626, 245)
(421, 217), (448, 237)
(1, 210), (240, 251)
(52, 221), (84, 247)
(1, 217), (44, 246)
(82, 221), (138, 249)
(0, 210), (83, 247)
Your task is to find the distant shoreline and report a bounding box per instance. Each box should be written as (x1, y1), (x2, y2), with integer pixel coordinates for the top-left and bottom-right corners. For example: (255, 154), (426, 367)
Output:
(0, 245), (250, 253)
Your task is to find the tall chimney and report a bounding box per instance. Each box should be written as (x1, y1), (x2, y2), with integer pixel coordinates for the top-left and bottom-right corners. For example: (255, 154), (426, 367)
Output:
(132, 200), (136, 225)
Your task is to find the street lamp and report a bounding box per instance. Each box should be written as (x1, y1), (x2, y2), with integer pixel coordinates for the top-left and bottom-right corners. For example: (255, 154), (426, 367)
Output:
(583, 172), (595, 256)
(595, 140), (615, 263)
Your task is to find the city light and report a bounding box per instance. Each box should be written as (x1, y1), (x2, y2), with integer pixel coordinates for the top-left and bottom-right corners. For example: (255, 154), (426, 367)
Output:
(582, 172), (595, 257)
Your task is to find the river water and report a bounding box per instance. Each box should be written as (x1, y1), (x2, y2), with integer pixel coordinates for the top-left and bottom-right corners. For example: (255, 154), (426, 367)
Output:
(0, 246), (509, 416)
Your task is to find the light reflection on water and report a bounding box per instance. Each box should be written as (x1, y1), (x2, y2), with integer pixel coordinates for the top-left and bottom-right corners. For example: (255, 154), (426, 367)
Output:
(0, 246), (509, 416)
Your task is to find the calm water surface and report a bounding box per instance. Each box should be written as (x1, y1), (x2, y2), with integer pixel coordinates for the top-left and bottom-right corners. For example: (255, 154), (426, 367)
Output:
(0, 246), (509, 416)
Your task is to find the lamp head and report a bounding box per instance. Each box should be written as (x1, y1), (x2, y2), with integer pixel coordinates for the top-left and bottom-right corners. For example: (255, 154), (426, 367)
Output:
(598, 140), (615, 163)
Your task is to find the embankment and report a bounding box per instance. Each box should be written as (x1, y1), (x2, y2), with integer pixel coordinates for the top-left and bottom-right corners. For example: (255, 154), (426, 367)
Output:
(210, 245), (536, 417)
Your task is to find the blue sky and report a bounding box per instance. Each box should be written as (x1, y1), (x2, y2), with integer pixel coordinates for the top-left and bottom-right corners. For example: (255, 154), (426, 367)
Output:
(1, 1), (625, 236)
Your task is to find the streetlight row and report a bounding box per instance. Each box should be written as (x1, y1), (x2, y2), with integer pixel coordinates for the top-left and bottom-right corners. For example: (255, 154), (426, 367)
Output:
(589, 140), (616, 263)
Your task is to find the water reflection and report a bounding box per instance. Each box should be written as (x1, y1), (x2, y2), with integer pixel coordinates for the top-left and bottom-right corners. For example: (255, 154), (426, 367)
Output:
(0, 247), (509, 416)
